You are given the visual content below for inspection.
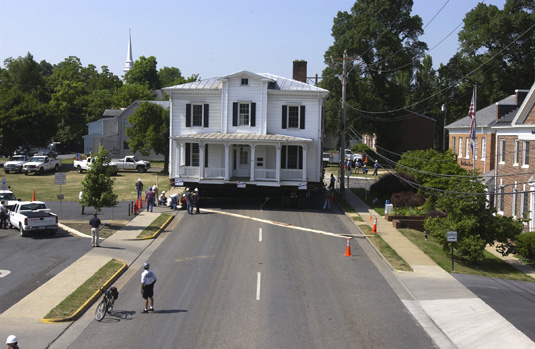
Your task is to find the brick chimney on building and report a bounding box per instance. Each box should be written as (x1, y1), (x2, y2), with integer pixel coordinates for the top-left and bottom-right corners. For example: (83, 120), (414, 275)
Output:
(516, 89), (529, 107)
(293, 60), (307, 83)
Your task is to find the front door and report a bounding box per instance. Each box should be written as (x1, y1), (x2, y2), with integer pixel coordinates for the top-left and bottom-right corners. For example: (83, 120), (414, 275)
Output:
(234, 146), (250, 178)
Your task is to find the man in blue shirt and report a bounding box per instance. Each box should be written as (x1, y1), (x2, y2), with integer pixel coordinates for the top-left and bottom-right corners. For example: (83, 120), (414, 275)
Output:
(89, 212), (101, 247)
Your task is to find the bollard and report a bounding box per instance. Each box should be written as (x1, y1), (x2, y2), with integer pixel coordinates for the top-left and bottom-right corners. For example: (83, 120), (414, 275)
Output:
(128, 202), (131, 216)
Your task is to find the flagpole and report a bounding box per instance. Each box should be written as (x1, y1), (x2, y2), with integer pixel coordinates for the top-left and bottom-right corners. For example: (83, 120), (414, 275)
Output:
(473, 85), (477, 174)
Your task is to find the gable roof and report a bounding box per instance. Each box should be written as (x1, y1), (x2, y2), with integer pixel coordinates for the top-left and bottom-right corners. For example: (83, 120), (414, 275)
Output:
(445, 94), (517, 129)
(512, 83), (535, 125)
(162, 70), (329, 94)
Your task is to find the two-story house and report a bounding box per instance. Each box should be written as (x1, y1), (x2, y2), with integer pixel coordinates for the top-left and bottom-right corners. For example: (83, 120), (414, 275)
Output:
(162, 64), (330, 197)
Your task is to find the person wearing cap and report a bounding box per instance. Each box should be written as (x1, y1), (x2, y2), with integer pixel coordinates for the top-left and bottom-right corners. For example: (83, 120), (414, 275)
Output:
(89, 212), (102, 247)
(140, 262), (157, 313)
(135, 178), (143, 199)
(6, 335), (19, 349)
(373, 160), (379, 176)
(158, 190), (167, 206)
(193, 188), (200, 214)
(145, 187), (155, 212)
(184, 188), (194, 215)
(153, 184), (159, 206)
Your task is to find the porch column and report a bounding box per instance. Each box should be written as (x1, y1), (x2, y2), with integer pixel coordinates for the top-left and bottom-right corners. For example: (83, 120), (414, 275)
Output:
(250, 144), (256, 182)
(276, 144), (281, 183)
(302, 144), (307, 181)
(177, 141), (183, 178)
(224, 143), (230, 180)
(199, 143), (205, 179)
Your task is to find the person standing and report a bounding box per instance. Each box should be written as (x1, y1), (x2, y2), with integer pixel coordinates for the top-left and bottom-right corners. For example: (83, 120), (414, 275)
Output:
(152, 184), (159, 206)
(0, 201), (7, 230)
(145, 187), (155, 212)
(185, 188), (193, 215)
(329, 173), (335, 190)
(193, 188), (201, 214)
(89, 212), (102, 247)
(79, 191), (85, 214)
(323, 187), (331, 210)
(6, 335), (19, 349)
(140, 262), (157, 313)
(373, 160), (379, 176)
(135, 178), (143, 199)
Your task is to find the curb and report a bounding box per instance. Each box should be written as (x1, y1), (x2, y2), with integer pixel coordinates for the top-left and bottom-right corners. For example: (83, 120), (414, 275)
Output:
(40, 258), (127, 323)
(58, 222), (90, 239)
(140, 214), (175, 240)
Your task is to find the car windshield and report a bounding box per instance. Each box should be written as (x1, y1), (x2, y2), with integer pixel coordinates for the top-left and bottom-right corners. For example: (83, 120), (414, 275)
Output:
(131, 156), (139, 162)
(20, 203), (47, 210)
(30, 157), (45, 163)
(9, 156), (25, 161)
(0, 193), (16, 200)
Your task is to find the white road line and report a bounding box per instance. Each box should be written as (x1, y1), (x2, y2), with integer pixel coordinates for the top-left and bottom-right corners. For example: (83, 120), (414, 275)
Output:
(256, 272), (261, 301)
(259, 228), (262, 242)
(203, 208), (349, 239)
(0, 270), (11, 278)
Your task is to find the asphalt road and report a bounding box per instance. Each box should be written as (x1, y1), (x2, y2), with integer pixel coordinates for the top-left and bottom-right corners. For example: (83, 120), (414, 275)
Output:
(65, 199), (435, 348)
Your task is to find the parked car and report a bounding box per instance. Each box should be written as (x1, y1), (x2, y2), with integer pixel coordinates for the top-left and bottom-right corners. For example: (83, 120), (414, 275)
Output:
(110, 156), (151, 172)
(36, 149), (58, 158)
(22, 156), (61, 175)
(9, 201), (58, 237)
(73, 156), (118, 175)
(4, 155), (30, 174)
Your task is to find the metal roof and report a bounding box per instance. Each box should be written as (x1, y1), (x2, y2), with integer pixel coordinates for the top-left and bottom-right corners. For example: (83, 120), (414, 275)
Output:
(445, 94), (516, 129)
(171, 132), (313, 143)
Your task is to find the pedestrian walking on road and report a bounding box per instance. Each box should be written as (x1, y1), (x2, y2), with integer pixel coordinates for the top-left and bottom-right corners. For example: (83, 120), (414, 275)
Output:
(0, 201), (7, 230)
(6, 335), (19, 349)
(89, 212), (102, 247)
(185, 188), (194, 215)
(193, 188), (200, 214)
(135, 178), (143, 199)
(140, 262), (157, 313)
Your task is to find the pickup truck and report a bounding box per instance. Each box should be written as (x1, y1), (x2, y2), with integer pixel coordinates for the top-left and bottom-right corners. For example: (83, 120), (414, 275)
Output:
(4, 155), (30, 173)
(110, 156), (150, 173)
(22, 156), (61, 175)
(73, 156), (118, 175)
(0, 189), (20, 210)
(9, 201), (58, 237)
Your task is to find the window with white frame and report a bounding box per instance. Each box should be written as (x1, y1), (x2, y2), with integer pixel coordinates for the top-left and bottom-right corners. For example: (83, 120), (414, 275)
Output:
(232, 102), (256, 127)
(513, 185), (518, 217)
(459, 137), (463, 157)
(523, 140), (530, 166)
(184, 143), (200, 167)
(481, 137), (486, 161)
(185, 104), (209, 128)
(522, 185), (529, 219)
(452, 137), (456, 154)
(498, 185), (505, 212)
(500, 139), (506, 163)
(282, 105), (306, 129)
(281, 145), (303, 169)
(474, 138), (478, 160)
(514, 139), (519, 165)
(465, 138), (470, 158)
(192, 105), (203, 126)
(239, 103), (250, 126)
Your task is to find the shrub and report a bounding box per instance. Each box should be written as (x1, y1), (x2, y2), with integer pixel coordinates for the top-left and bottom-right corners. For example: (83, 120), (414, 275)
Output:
(425, 209), (446, 219)
(391, 191), (425, 208)
(370, 173), (415, 199)
(515, 232), (535, 261)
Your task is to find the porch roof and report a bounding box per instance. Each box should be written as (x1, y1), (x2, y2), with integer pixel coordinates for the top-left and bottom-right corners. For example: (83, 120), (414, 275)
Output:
(171, 132), (313, 143)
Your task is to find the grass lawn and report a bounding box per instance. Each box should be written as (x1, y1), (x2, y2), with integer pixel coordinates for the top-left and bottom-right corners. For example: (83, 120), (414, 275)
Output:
(399, 228), (535, 282)
(43, 258), (124, 319)
(351, 188), (385, 216)
(359, 224), (412, 271)
(136, 214), (172, 239)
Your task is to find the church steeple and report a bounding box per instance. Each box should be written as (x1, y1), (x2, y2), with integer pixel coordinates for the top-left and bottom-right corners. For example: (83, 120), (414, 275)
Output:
(123, 29), (133, 76)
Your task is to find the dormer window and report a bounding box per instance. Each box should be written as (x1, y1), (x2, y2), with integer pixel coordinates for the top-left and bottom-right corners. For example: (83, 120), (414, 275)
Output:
(241, 78), (249, 85)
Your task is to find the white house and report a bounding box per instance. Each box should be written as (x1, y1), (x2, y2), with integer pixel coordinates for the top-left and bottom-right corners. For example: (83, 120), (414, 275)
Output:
(162, 67), (330, 193)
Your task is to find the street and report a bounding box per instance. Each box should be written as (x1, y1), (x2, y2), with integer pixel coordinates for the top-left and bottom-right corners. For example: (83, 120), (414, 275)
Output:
(64, 199), (434, 348)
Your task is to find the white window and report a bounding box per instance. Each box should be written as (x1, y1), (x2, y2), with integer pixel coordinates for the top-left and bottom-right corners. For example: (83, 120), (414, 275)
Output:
(241, 78), (248, 85)
(192, 104), (203, 127)
(498, 185), (505, 212)
(192, 143), (199, 167)
(288, 106), (299, 128)
(514, 139), (519, 165)
(281, 145), (303, 169)
(465, 138), (470, 158)
(452, 137), (456, 154)
(500, 139), (506, 163)
(522, 184), (529, 219)
(282, 105), (305, 129)
(474, 138), (478, 160)
(459, 137), (463, 157)
(523, 140), (530, 167)
(513, 184), (518, 218)
(186, 103), (209, 128)
(481, 137), (486, 161)
(239, 103), (250, 126)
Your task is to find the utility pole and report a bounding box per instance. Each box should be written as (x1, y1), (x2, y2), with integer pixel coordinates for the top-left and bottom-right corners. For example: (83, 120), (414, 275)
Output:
(340, 50), (347, 199)
(442, 103), (447, 152)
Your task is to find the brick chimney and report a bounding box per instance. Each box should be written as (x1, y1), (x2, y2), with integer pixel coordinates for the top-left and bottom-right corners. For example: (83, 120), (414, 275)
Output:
(516, 89), (529, 107)
(293, 60), (307, 83)
(496, 102), (517, 121)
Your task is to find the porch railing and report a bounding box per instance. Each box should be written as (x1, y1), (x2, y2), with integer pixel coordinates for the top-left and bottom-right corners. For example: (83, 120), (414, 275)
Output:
(204, 167), (225, 179)
(255, 169), (277, 180)
(281, 169), (303, 180)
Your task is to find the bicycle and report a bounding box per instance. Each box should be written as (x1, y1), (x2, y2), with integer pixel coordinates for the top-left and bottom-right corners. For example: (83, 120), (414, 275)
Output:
(95, 286), (119, 321)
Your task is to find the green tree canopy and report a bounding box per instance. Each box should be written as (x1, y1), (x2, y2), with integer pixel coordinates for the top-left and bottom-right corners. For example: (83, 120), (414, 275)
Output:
(112, 83), (154, 108)
(80, 146), (118, 211)
(124, 56), (161, 90)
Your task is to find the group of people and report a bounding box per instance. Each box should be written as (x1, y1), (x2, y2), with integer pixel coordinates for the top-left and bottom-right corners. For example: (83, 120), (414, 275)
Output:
(344, 158), (379, 176)
(135, 178), (161, 213)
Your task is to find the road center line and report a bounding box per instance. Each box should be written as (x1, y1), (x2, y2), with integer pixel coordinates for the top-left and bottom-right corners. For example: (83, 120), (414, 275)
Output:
(259, 228), (262, 242)
(203, 208), (349, 239)
(256, 272), (261, 301)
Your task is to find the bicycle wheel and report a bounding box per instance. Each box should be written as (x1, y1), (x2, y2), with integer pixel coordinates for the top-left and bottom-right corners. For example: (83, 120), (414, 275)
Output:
(107, 298), (114, 314)
(95, 299), (107, 321)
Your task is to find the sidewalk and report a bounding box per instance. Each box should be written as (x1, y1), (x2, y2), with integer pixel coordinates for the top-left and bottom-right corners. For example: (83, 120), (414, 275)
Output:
(343, 188), (534, 348)
(0, 207), (180, 349)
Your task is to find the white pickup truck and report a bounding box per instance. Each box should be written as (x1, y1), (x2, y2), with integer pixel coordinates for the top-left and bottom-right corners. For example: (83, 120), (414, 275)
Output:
(4, 155), (30, 174)
(9, 201), (58, 237)
(73, 156), (118, 175)
(22, 156), (61, 175)
(111, 156), (151, 172)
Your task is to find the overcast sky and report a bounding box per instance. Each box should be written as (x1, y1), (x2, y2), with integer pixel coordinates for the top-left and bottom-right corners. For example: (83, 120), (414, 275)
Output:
(1, 0), (506, 82)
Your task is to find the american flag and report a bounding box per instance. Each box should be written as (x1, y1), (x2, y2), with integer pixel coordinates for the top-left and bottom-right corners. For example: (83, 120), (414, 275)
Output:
(468, 89), (476, 156)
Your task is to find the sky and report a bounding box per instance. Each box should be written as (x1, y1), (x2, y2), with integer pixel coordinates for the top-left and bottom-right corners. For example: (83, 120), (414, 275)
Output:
(0, 0), (507, 83)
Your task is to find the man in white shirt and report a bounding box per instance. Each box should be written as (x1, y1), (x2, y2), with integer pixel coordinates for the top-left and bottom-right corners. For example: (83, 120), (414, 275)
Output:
(140, 262), (157, 313)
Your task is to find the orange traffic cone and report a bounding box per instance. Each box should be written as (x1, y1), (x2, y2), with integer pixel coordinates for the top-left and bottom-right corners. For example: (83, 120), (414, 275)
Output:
(32, 190), (35, 201)
(139, 197), (143, 208)
(370, 215), (372, 223)
(372, 218), (377, 233)
(344, 238), (352, 257)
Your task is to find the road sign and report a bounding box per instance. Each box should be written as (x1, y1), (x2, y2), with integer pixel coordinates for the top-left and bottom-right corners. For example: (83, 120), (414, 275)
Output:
(174, 178), (183, 186)
(55, 172), (66, 185)
(1, 178), (7, 190)
(447, 231), (458, 242)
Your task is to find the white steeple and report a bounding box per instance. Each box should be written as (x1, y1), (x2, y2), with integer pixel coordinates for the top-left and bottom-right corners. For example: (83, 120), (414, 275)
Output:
(123, 29), (133, 76)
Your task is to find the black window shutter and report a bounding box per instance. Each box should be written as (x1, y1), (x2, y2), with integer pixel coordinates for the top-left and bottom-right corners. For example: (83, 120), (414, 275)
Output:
(251, 103), (256, 127)
(299, 146), (303, 169)
(186, 104), (191, 127)
(281, 146), (287, 169)
(204, 104), (209, 128)
(282, 105), (287, 129)
(185, 143), (191, 166)
(204, 145), (209, 167)
(300, 106), (305, 129)
(233, 102), (238, 126)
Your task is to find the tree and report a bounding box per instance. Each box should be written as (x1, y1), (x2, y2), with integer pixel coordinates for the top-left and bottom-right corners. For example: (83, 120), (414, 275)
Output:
(80, 146), (118, 211)
(124, 56), (161, 90)
(126, 102), (169, 172)
(158, 66), (199, 87)
(112, 83), (154, 108)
